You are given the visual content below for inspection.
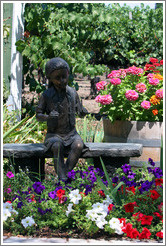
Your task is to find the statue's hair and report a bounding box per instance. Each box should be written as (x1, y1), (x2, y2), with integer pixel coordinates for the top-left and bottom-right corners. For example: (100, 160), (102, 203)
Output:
(45, 57), (70, 79)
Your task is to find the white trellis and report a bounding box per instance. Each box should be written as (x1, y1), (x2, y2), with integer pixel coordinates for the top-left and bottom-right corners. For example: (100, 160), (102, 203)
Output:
(6, 3), (25, 120)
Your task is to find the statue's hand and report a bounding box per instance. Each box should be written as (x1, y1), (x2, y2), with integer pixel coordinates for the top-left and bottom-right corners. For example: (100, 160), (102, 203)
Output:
(48, 110), (59, 119)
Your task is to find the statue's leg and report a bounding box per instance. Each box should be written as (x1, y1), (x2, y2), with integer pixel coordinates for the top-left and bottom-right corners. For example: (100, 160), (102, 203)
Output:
(66, 138), (84, 173)
(51, 140), (66, 180)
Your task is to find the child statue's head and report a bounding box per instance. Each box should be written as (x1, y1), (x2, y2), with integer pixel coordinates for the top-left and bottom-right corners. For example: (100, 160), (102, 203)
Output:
(45, 57), (70, 89)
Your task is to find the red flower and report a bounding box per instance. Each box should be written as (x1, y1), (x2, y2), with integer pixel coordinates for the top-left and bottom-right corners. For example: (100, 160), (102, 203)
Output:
(118, 218), (126, 227)
(155, 178), (163, 186)
(153, 63), (160, 67)
(139, 227), (151, 240)
(156, 231), (163, 238)
(160, 60), (163, 65)
(56, 189), (65, 198)
(158, 202), (163, 214)
(108, 204), (114, 211)
(58, 196), (66, 204)
(122, 223), (133, 237)
(132, 212), (144, 221)
(150, 190), (160, 200)
(126, 186), (135, 194)
(153, 212), (162, 220)
(140, 215), (153, 225)
(6, 201), (12, 203)
(149, 58), (158, 63)
(98, 190), (106, 198)
(130, 228), (140, 239)
(124, 202), (137, 213)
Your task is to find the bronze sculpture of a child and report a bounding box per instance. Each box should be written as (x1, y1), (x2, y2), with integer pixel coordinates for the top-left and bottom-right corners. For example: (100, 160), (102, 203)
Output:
(36, 57), (88, 180)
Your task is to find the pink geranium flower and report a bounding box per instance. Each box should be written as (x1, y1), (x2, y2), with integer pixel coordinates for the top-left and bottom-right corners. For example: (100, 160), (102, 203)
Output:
(141, 100), (151, 109)
(125, 66), (144, 75)
(6, 171), (14, 178)
(136, 83), (147, 93)
(149, 78), (160, 85)
(135, 83), (147, 93)
(155, 89), (163, 99)
(95, 95), (113, 105)
(125, 90), (139, 101)
(110, 78), (121, 85)
(96, 81), (107, 91)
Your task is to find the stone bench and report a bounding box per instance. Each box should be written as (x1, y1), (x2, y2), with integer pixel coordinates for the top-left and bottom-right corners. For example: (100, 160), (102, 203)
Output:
(3, 143), (143, 180)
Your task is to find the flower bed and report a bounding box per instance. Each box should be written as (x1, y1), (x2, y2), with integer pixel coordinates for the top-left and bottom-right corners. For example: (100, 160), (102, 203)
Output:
(3, 159), (163, 241)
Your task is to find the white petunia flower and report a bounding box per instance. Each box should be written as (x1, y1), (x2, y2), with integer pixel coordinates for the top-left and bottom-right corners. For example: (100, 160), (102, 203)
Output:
(66, 203), (73, 216)
(69, 189), (82, 204)
(95, 216), (107, 229)
(109, 217), (121, 230)
(21, 216), (35, 228)
(3, 209), (11, 221)
(86, 209), (99, 221)
(92, 202), (108, 213)
(115, 226), (124, 235)
(103, 195), (113, 206)
(3, 202), (13, 211)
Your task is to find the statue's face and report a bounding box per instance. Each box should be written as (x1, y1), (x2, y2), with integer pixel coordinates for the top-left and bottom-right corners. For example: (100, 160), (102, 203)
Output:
(49, 68), (69, 89)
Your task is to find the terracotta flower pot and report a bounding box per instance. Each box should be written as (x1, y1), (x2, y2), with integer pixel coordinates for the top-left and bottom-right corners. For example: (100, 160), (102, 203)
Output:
(103, 119), (163, 167)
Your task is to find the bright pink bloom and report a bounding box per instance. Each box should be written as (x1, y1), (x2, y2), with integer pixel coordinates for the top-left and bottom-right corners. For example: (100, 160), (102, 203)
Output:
(110, 78), (121, 85)
(7, 188), (12, 194)
(96, 81), (107, 91)
(125, 90), (139, 101)
(155, 89), (163, 99)
(147, 73), (154, 79)
(141, 100), (151, 109)
(107, 69), (126, 79)
(6, 171), (14, 178)
(125, 66), (144, 75)
(95, 95), (113, 105)
(136, 83), (147, 93)
(149, 78), (160, 85)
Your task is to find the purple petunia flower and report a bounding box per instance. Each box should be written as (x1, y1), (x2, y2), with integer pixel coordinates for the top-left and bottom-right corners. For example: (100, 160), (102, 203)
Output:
(67, 170), (76, 179)
(147, 167), (153, 173)
(148, 158), (155, 166)
(17, 201), (23, 208)
(153, 167), (163, 178)
(112, 176), (119, 183)
(101, 179), (108, 187)
(121, 164), (131, 174)
(127, 171), (136, 179)
(139, 180), (154, 194)
(126, 180), (137, 187)
(88, 166), (94, 171)
(38, 207), (52, 215)
(85, 185), (93, 195)
(32, 182), (45, 195)
(6, 171), (14, 178)
(94, 168), (105, 177)
(48, 190), (57, 199)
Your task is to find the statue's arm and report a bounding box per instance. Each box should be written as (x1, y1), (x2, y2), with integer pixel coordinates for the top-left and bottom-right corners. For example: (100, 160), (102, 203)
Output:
(36, 95), (49, 122)
(75, 91), (88, 117)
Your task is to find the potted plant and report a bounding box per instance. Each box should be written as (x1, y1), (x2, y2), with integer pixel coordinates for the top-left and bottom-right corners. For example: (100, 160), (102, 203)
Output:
(95, 58), (163, 166)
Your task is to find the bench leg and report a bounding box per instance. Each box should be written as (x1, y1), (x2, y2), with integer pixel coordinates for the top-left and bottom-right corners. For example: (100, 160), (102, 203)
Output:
(8, 157), (45, 181)
(93, 156), (130, 177)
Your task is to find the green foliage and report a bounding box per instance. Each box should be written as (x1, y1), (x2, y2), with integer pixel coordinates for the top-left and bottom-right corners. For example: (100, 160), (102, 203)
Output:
(15, 3), (163, 98)
(3, 105), (46, 144)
